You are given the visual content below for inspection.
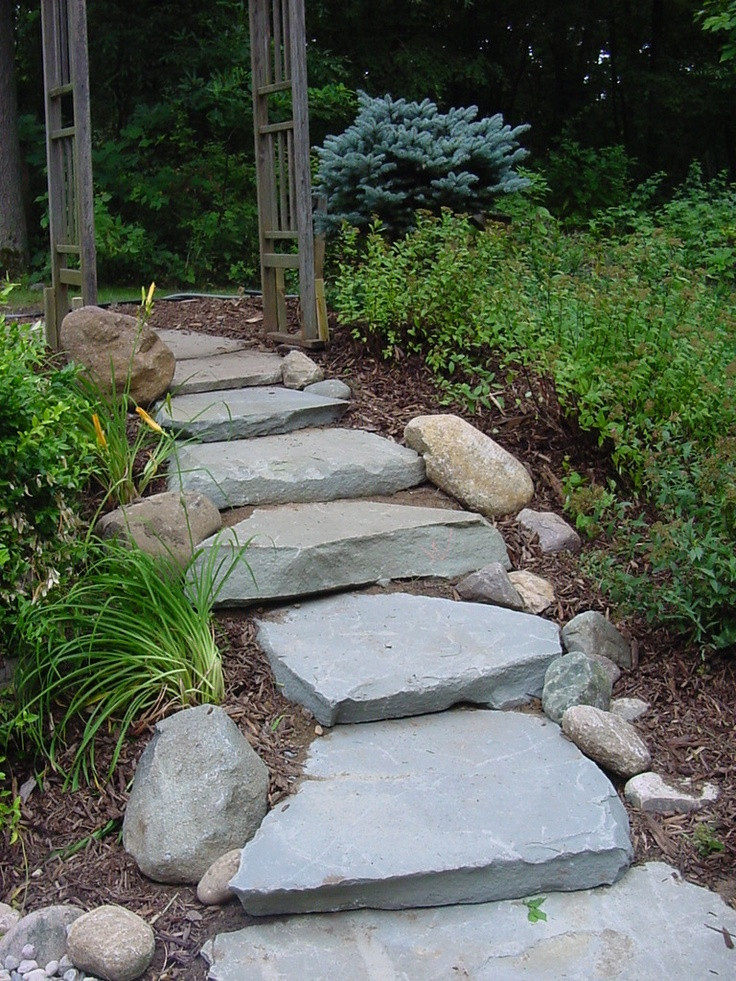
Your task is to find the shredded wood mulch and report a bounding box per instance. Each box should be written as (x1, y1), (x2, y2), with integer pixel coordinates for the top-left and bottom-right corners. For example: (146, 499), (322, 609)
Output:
(2, 295), (735, 978)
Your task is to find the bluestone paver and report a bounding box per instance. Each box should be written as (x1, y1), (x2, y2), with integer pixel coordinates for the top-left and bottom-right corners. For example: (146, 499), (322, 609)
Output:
(171, 350), (283, 394)
(229, 709), (632, 915)
(190, 500), (510, 605)
(255, 592), (562, 723)
(168, 428), (425, 508)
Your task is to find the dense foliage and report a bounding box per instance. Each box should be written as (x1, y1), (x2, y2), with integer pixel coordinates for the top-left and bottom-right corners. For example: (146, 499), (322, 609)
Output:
(333, 174), (736, 652)
(314, 93), (529, 234)
(5, 0), (735, 285)
(0, 289), (94, 638)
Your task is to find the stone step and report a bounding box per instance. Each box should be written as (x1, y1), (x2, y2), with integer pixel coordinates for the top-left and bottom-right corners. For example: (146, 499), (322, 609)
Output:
(155, 328), (251, 360)
(255, 592), (562, 724)
(171, 350), (284, 395)
(154, 386), (348, 442)
(190, 500), (510, 606)
(168, 429), (425, 508)
(229, 709), (633, 916)
(204, 861), (736, 980)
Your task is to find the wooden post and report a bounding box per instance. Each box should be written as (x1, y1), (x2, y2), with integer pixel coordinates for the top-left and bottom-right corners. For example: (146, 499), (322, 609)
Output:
(249, 0), (325, 347)
(41, 0), (97, 349)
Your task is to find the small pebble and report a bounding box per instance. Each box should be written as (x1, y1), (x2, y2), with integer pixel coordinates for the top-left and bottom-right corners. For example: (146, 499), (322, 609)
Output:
(0, 969), (10, 981)
(63, 970), (80, 981)
(3, 958), (18, 973)
(23, 970), (46, 981)
(58, 957), (73, 971)
(20, 948), (34, 961)
(45, 961), (60, 976)
(17, 961), (37, 974)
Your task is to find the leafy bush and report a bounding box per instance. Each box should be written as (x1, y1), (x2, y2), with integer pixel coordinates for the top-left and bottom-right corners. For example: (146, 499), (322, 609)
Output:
(332, 181), (736, 651)
(541, 140), (634, 225)
(0, 289), (94, 642)
(315, 92), (530, 235)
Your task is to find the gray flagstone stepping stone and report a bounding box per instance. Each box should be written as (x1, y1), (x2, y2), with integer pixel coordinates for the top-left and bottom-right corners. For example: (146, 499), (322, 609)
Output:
(155, 328), (250, 360)
(168, 429), (425, 508)
(171, 350), (283, 395)
(204, 862), (736, 980)
(154, 386), (348, 442)
(229, 709), (632, 915)
(255, 592), (562, 724)
(190, 500), (510, 606)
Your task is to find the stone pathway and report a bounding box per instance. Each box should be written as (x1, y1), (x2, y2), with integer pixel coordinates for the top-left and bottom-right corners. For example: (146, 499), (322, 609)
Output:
(153, 335), (736, 979)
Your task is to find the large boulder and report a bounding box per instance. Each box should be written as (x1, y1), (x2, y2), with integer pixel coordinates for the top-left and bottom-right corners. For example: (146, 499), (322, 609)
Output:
(60, 305), (175, 406)
(96, 491), (222, 568)
(122, 705), (269, 884)
(404, 414), (534, 517)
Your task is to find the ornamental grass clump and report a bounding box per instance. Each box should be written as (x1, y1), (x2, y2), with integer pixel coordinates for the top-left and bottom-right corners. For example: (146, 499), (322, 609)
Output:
(12, 533), (249, 788)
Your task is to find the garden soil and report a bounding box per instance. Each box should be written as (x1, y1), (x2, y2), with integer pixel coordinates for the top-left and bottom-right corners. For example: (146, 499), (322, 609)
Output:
(1, 295), (735, 979)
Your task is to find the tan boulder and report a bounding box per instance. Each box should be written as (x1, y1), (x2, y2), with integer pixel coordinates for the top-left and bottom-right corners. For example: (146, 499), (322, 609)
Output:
(60, 305), (175, 406)
(97, 491), (222, 568)
(404, 414), (534, 517)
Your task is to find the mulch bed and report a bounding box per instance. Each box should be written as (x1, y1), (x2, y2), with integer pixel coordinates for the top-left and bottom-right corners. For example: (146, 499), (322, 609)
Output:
(2, 295), (735, 978)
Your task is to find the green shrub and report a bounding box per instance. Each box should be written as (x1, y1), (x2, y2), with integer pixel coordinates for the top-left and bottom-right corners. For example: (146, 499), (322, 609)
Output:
(333, 195), (736, 652)
(0, 289), (95, 643)
(315, 92), (530, 235)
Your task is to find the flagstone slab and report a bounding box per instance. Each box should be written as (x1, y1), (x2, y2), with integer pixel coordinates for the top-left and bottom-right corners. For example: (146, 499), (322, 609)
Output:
(191, 500), (510, 605)
(155, 329), (251, 360)
(154, 386), (348, 442)
(255, 592), (562, 724)
(205, 862), (736, 980)
(171, 350), (284, 395)
(168, 429), (425, 508)
(229, 709), (632, 916)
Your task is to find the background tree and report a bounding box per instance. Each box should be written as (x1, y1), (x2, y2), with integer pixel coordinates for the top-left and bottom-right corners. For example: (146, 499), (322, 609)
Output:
(0, 0), (29, 276)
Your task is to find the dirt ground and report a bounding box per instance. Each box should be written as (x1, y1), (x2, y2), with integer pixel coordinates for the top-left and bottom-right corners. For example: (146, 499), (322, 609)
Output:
(1, 295), (735, 979)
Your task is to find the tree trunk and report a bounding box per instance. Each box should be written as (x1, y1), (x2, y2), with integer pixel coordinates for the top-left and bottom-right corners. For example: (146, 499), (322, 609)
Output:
(0, 0), (29, 276)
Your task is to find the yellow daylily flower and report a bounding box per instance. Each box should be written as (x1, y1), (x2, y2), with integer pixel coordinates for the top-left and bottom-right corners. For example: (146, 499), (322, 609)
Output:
(135, 405), (165, 434)
(92, 413), (107, 448)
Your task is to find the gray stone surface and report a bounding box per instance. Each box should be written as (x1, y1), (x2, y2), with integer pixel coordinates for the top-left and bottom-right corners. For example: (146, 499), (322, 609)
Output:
(562, 610), (632, 670)
(624, 772), (719, 814)
(96, 491), (222, 568)
(205, 862), (736, 981)
(542, 652), (612, 725)
(455, 561), (524, 610)
(562, 705), (651, 778)
(0, 907), (82, 965)
(171, 350), (283, 394)
(517, 508), (582, 554)
(229, 709), (632, 915)
(304, 378), (351, 400)
(191, 500), (510, 606)
(154, 387), (348, 442)
(168, 429), (425, 509)
(154, 329), (249, 360)
(123, 705), (268, 884)
(255, 593), (562, 724)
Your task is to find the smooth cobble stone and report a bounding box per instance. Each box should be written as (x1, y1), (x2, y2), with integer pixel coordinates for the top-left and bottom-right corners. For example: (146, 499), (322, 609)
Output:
(43, 962), (59, 977)
(16, 960), (37, 974)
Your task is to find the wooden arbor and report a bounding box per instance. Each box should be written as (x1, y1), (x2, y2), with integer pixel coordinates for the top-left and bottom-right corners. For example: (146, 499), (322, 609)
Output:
(39, 0), (325, 348)
(250, 0), (328, 347)
(40, 0), (97, 349)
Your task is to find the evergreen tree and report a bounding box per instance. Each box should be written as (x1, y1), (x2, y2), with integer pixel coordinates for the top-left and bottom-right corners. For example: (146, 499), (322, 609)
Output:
(314, 92), (530, 234)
